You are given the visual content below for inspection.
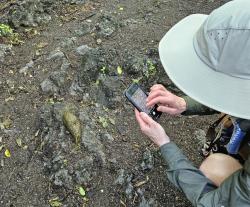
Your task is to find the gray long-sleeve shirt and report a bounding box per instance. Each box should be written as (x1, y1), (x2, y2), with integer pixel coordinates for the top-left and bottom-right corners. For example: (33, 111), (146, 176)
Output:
(160, 96), (250, 207)
(160, 142), (250, 207)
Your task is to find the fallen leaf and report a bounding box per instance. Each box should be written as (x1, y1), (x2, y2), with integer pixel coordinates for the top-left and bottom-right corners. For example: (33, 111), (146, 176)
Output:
(83, 197), (89, 201)
(134, 176), (149, 187)
(109, 118), (115, 125)
(16, 138), (22, 147)
(37, 42), (48, 49)
(49, 197), (62, 207)
(133, 144), (140, 148)
(22, 145), (28, 150)
(79, 186), (86, 197)
(4, 149), (11, 158)
(117, 66), (123, 75)
(63, 111), (81, 144)
(0, 118), (12, 129)
(35, 130), (40, 137)
(120, 200), (126, 207)
(5, 96), (15, 102)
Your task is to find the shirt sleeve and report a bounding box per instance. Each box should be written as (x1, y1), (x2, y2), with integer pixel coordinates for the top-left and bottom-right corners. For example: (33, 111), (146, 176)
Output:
(160, 142), (217, 206)
(160, 142), (250, 207)
(181, 96), (219, 116)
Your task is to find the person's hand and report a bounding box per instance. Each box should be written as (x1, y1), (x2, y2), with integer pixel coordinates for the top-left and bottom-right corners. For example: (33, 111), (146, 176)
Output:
(146, 84), (187, 115)
(135, 109), (170, 147)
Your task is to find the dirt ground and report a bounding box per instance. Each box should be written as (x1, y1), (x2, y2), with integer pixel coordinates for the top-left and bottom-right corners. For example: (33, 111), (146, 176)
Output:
(0, 0), (228, 206)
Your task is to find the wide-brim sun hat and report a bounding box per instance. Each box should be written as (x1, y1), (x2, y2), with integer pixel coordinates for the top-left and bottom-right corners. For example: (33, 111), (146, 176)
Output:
(159, 0), (250, 119)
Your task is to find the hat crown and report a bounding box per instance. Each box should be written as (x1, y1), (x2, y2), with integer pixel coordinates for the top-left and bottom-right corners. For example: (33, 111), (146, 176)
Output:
(194, 0), (250, 79)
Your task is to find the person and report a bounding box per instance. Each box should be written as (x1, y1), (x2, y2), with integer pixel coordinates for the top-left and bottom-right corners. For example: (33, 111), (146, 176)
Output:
(134, 0), (250, 206)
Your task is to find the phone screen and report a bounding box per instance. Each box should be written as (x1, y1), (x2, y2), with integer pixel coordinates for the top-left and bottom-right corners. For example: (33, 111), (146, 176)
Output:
(131, 88), (152, 114)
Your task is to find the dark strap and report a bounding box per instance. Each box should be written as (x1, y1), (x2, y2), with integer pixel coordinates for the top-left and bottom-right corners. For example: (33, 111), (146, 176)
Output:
(210, 114), (227, 128)
(205, 114), (227, 153)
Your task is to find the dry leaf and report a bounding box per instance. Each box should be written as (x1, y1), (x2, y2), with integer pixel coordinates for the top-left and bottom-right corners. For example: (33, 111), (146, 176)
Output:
(63, 111), (81, 144)
(5, 96), (15, 102)
(16, 138), (22, 147)
(4, 149), (11, 158)
(117, 66), (123, 75)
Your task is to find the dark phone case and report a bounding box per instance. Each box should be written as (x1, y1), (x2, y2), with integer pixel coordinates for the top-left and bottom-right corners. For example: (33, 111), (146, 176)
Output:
(124, 83), (161, 120)
(124, 83), (147, 112)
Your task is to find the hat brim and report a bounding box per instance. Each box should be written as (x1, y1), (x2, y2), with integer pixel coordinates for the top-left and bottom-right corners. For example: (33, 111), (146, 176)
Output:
(159, 14), (250, 119)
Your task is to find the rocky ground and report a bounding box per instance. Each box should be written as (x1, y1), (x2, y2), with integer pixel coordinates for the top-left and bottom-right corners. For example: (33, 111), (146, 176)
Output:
(0, 0), (228, 206)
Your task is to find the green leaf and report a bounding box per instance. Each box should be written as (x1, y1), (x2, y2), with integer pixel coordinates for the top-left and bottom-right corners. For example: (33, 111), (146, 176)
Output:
(79, 186), (86, 197)
(132, 78), (142, 83)
(49, 198), (62, 207)
(117, 66), (123, 75)
(100, 66), (108, 74)
(5, 149), (11, 158)
(98, 117), (108, 128)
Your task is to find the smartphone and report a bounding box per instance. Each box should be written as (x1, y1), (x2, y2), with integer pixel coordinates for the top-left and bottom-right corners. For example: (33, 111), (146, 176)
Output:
(125, 83), (162, 120)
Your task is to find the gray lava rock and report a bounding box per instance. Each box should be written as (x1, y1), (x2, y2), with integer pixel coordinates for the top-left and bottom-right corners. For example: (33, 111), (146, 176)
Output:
(75, 45), (91, 56)
(81, 125), (106, 164)
(93, 75), (123, 108)
(114, 169), (126, 185)
(49, 70), (67, 88)
(53, 169), (73, 189)
(60, 37), (77, 49)
(74, 170), (92, 185)
(123, 54), (158, 77)
(47, 50), (65, 61)
(137, 189), (155, 207)
(138, 197), (154, 207)
(100, 133), (114, 142)
(70, 47), (106, 94)
(114, 169), (135, 199)
(0, 44), (12, 63)
(74, 156), (94, 185)
(63, 0), (86, 4)
(96, 15), (118, 37)
(74, 23), (92, 36)
(124, 55), (145, 75)
(40, 78), (59, 94)
(140, 149), (154, 171)
(19, 60), (34, 74)
(8, 0), (53, 28)
(125, 182), (134, 199)
(41, 58), (70, 94)
(44, 155), (65, 173)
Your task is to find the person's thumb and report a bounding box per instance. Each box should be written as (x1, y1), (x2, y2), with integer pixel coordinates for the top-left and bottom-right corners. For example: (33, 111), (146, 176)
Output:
(140, 112), (154, 125)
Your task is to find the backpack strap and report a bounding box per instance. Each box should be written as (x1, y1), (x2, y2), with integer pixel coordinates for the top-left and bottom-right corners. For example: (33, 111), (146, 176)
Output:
(202, 114), (230, 156)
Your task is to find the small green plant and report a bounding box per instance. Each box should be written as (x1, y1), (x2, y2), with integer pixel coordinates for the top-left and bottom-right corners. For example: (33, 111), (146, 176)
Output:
(0, 24), (13, 37)
(98, 116), (108, 128)
(0, 23), (23, 45)
(49, 197), (62, 207)
(132, 77), (142, 83)
(145, 60), (157, 78)
(99, 66), (109, 74)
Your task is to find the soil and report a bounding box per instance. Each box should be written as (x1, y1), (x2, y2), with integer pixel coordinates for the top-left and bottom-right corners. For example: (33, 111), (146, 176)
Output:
(0, 0), (228, 207)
